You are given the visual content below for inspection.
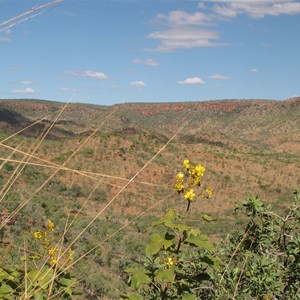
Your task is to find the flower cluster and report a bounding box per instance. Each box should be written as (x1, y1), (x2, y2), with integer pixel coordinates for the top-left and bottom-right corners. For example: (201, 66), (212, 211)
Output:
(175, 160), (213, 209)
(33, 219), (74, 266)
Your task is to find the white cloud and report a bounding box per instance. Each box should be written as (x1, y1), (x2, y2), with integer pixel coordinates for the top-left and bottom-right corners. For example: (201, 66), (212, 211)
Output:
(129, 81), (146, 87)
(156, 10), (211, 26)
(12, 87), (35, 94)
(133, 58), (159, 66)
(208, 74), (230, 79)
(147, 0), (300, 52)
(20, 80), (34, 85)
(178, 77), (205, 85)
(60, 87), (77, 92)
(0, 36), (11, 42)
(208, 0), (300, 18)
(250, 68), (258, 72)
(70, 70), (108, 80)
(147, 28), (222, 52)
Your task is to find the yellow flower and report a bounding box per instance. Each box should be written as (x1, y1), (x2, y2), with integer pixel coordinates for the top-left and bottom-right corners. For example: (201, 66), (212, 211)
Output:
(184, 189), (196, 202)
(194, 164), (205, 177)
(175, 182), (184, 192)
(166, 257), (174, 267)
(33, 231), (43, 240)
(48, 247), (59, 256)
(47, 219), (55, 231)
(183, 159), (190, 170)
(205, 187), (213, 198)
(50, 256), (58, 265)
(177, 172), (184, 180)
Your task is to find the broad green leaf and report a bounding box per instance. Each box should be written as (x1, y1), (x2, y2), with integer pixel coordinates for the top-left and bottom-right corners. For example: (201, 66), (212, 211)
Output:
(59, 277), (73, 287)
(28, 267), (54, 289)
(64, 285), (73, 296)
(126, 268), (150, 290)
(185, 234), (215, 252)
(182, 293), (198, 300)
(163, 209), (176, 222)
(0, 283), (13, 295)
(146, 232), (174, 255)
(176, 224), (191, 232)
(33, 290), (44, 300)
(155, 268), (174, 283)
(163, 209), (177, 229)
(127, 293), (143, 300)
(146, 241), (163, 256)
(0, 268), (14, 281)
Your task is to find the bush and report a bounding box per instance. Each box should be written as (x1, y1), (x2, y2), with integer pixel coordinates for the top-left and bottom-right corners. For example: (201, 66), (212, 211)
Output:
(125, 161), (300, 299)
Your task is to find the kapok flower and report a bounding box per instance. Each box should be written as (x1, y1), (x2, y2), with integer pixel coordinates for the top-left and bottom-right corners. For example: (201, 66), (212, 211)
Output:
(184, 189), (196, 202)
(34, 231), (43, 240)
(194, 164), (205, 177)
(166, 257), (174, 267)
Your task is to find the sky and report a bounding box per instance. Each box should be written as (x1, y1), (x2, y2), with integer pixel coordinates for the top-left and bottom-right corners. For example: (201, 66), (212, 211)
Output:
(0, 0), (300, 105)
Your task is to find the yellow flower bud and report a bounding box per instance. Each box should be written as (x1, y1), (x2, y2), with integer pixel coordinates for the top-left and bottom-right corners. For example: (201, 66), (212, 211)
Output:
(47, 219), (55, 231)
(183, 159), (190, 170)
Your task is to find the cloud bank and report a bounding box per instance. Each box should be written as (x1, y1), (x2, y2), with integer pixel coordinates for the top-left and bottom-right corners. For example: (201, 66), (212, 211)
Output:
(146, 0), (300, 51)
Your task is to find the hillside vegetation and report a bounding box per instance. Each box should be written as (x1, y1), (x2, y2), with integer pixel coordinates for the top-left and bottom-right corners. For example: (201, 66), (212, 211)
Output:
(0, 97), (299, 298)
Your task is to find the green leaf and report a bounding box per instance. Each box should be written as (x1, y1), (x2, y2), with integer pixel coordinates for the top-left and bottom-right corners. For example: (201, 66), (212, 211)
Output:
(33, 290), (44, 300)
(182, 293), (198, 300)
(59, 277), (73, 287)
(146, 234), (164, 256)
(185, 234), (215, 252)
(64, 285), (73, 296)
(146, 232), (174, 255)
(0, 283), (13, 295)
(127, 293), (143, 300)
(154, 268), (174, 283)
(163, 209), (178, 229)
(176, 224), (191, 232)
(126, 268), (150, 290)
(28, 267), (54, 289)
(0, 268), (14, 281)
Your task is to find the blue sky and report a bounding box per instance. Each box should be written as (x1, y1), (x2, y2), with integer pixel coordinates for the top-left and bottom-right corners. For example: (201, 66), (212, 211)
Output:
(0, 0), (299, 105)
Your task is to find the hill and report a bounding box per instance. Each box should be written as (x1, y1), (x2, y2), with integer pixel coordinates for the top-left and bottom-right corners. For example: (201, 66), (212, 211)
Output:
(0, 97), (299, 298)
